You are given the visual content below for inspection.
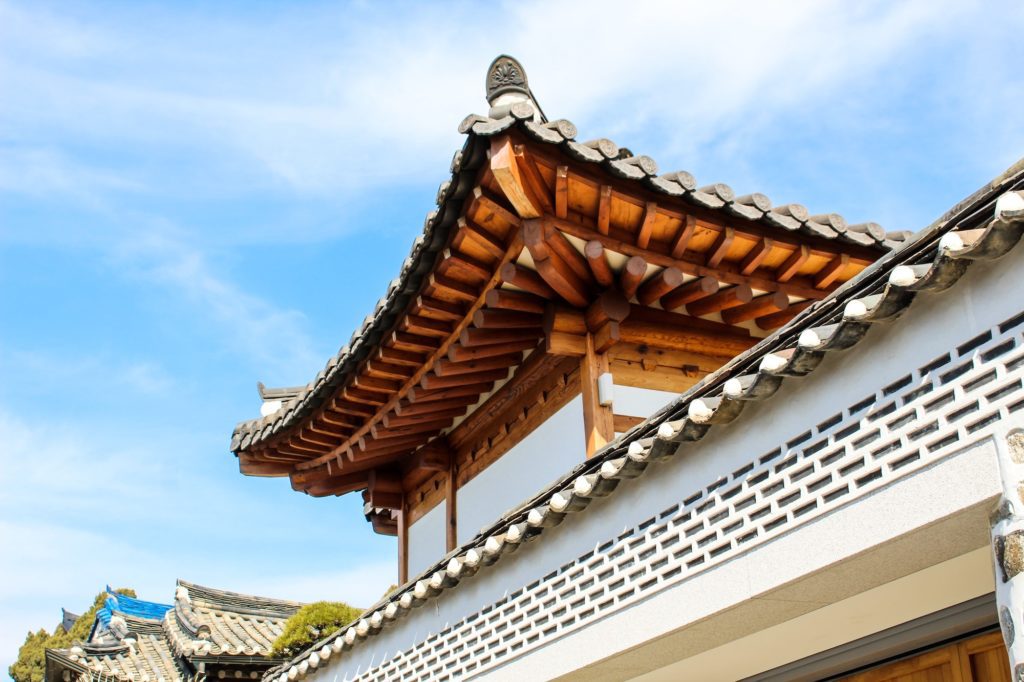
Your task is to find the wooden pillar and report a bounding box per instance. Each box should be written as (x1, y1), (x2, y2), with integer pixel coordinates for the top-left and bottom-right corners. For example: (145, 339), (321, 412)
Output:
(580, 333), (614, 457)
(445, 459), (458, 552)
(397, 503), (409, 586)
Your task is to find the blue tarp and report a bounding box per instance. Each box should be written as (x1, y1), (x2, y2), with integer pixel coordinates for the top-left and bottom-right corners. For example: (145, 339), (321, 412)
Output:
(90, 587), (173, 637)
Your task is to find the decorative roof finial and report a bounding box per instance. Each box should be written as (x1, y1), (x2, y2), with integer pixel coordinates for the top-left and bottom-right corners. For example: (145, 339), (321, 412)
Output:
(484, 55), (546, 122)
(486, 55), (530, 105)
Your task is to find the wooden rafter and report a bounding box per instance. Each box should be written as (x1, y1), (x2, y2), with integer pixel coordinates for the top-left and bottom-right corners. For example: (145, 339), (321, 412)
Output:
(293, 227), (527, 474)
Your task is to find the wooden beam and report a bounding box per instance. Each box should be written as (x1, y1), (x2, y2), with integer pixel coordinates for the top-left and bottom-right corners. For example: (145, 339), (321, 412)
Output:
(490, 137), (541, 219)
(398, 505), (409, 584)
(499, 262), (557, 299)
(584, 239), (615, 288)
(441, 248), (491, 281)
(453, 218), (505, 260)
(610, 360), (704, 393)
(585, 289), (631, 331)
(597, 185), (612, 235)
(670, 215), (697, 259)
(447, 337), (538, 362)
(472, 308), (543, 329)
(405, 382), (495, 404)
(514, 144), (555, 214)
(721, 291), (790, 325)
(408, 442), (450, 473)
(365, 359), (413, 381)
(392, 394), (479, 416)
(460, 326), (540, 348)
(706, 227), (735, 268)
(636, 266), (684, 306)
(660, 276), (719, 312)
(686, 284), (753, 318)
(554, 165), (569, 219)
(581, 334), (614, 457)
(777, 245), (809, 283)
(428, 272), (477, 302)
(609, 342), (723, 376)
(376, 346), (423, 367)
(739, 237), (774, 276)
(636, 202), (658, 249)
(547, 214), (833, 300)
(446, 459), (458, 552)
(420, 367), (509, 390)
(485, 288), (547, 314)
(543, 223), (592, 284)
(524, 220), (590, 307)
(613, 414), (646, 433)
(371, 416), (456, 440)
(620, 256), (648, 300)
(619, 307), (756, 357)
(367, 469), (403, 510)
(370, 509), (398, 536)
(434, 352), (523, 377)
(814, 253), (850, 289)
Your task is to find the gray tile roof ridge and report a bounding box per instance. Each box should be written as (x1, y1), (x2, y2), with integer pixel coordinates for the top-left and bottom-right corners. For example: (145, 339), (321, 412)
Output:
(231, 101), (899, 454)
(261, 159), (1024, 682)
(175, 578), (305, 613)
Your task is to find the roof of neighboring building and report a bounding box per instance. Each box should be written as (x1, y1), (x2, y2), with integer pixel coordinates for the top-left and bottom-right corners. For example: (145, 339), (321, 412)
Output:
(230, 55), (905, 460)
(89, 590), (173, 645)
(261, 157), (1024, 682)
(53, 613), (188, 682)
(164, 580), (303, 659)
(60, 609), (79, 633)
(46, 581), (305, 681)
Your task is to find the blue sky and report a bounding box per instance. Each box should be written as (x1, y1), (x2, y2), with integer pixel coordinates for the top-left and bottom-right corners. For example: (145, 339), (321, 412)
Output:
(1, 0), (1022, 675)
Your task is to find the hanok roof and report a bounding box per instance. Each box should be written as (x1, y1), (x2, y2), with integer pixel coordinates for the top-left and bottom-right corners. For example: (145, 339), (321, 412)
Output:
(230, 55), (904, 504)
(164, 580), (303, 659)
(60, 609), (80, 633)
(261, 160), (1024, 682)
(46, 581), (304, 682)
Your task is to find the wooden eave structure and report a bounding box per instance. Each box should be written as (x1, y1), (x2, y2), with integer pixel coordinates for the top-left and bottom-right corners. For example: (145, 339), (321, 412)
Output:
(231, 56), (897, 546)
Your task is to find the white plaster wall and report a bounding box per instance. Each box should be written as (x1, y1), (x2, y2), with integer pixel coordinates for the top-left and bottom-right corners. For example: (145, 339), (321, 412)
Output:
(457, 396), (585, 545)
(612, 385), (679, 429)
(407, 498), (445, 578)
(307, 245), (1024, 682)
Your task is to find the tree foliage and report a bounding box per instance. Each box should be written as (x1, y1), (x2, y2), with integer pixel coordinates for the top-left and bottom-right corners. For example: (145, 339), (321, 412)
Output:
(9, 588), (136, 682)
(270, 601), (362, 658)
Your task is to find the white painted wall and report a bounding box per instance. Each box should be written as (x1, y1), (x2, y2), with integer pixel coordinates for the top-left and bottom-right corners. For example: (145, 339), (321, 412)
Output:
(406, 496), (445, 578)
(612, 385), (679, 431)
(409, 383), (683, 568)
(457, 396), (586, 545)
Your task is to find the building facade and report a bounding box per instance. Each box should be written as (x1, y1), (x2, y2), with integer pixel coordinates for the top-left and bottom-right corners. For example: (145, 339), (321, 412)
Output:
(230, 57), (1024, 680)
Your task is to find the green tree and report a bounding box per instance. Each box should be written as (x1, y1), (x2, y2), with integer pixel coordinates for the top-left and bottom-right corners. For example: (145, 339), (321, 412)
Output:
(9, 588), (136, 682)
(270, 601), (362, 658)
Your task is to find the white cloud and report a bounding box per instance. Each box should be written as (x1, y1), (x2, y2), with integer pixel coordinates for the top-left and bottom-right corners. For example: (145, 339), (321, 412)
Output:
(4, 0), (1013, 201)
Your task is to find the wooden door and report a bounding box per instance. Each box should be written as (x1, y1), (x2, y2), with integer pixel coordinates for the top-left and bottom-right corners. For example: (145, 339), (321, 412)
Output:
(838, 631), (1010, 682)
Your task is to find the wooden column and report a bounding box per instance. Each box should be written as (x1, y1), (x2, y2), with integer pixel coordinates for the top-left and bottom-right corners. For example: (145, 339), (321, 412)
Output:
(445, 459), (458, 552)
(581, 333), (614, 457)
(397, 504), (409, 585)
